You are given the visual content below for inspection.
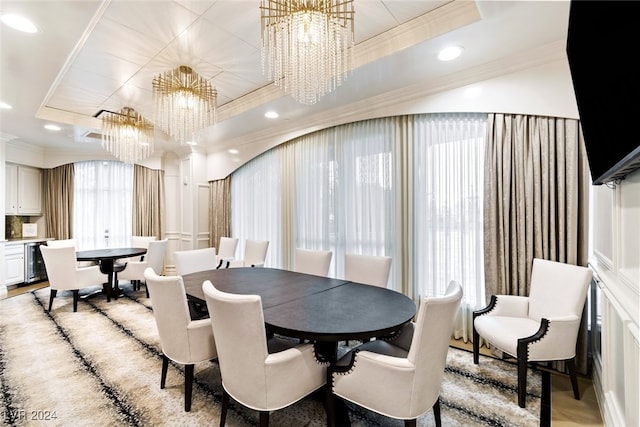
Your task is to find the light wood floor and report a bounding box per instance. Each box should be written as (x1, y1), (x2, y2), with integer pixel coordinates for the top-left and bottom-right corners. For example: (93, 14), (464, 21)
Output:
(450, 339), (603, 426)
(8, 283), (603, 425)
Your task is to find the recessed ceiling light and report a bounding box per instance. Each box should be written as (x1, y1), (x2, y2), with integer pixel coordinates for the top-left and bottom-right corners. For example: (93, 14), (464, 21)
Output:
(265, 111), (279, 119)
(438, 46), (463, 61)
(228, 148), (239, 154)
(1, 14), (38, 33)
(44, 124), (61, 131)
(0, 101), (12, 109)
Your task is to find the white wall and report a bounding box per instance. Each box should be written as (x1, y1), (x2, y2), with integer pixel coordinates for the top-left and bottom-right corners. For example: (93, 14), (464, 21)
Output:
(161, 151), (180, 275)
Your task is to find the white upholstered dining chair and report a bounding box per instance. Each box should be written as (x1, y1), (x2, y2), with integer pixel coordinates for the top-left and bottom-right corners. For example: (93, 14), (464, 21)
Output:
(216, 237), (239, 269)
(46, 238), (78, 248)
(40, 245), (108, 312)
(144, 268), (217, 412)
(227, 239), (269, 268)
(473, 258), (592, 408)
(342, 253), (393, 345)
(329, 281), (463, 427)
(344, 253), (392, 288)
(202, 280), (326, 426)
(47, 238), (95, 267)
(118, 239), (167, 297)
(173, 247), (218, 276)
(129, 235), (157, 260)
(294, 248), (333, 277)
(115, 235), (157, 272)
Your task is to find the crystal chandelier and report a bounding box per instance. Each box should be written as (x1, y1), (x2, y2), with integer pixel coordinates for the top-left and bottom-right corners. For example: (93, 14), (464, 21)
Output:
(260, 0), (354, 105)
(101, 107), (154, 164)
(152, 65), (217, 145)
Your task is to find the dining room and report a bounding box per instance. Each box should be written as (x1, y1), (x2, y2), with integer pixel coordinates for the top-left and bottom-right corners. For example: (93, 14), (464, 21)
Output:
(1, 1), (639, 426)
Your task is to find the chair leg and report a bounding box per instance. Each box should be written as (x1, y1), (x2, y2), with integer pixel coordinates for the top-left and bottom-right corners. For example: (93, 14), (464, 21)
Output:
(160, 354), (169, 389)
(103, 283), (111, 302)
(48, 289), (57, 311)
(184, 364), (194, 412)
(404, 418), (417, 427)
(113, 274), (120, 300)
(472, 326), (480, 364)
(566, 358), (580, 400)
(220, 389), (229, 427)
(516, 342), (529, 408)
(259, 411), (269, 427)
(72, 290), (79, 312)
(432, 397), (441, 427)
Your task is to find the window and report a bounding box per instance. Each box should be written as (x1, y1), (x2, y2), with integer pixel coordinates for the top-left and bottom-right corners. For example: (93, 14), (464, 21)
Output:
(231, 113), (487, 339)
(231, 149), (282, 267)
(73, 160), (133, 249)
(412, 113), (486, 340)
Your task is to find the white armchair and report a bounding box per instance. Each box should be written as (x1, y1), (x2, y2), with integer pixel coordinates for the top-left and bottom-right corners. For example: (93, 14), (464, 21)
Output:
(119, 239), (167, 298)
(173, 247), (218, 276)
(227, 239), (269, 268)
(40, 245), (108, 312)
(46, 238), (95, 267)
(344, 253), (392, 288)
(329, 281), (463, 427)
(294, 248), (332, 276)
(202, 280), (326, 426)
(144, 268), (217, 412)
(473, 258), (592, 408)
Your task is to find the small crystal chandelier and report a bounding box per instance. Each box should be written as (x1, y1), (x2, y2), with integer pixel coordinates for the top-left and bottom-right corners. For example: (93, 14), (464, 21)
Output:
(152, 65), (217, 145)
(101, 107), (154, 164)
(260, 0), (355, 105)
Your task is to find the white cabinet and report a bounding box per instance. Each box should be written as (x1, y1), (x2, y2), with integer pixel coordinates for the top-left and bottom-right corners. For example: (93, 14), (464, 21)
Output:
(5, 163), (18, 214)
(5, 164), (42, 215)
(4, 243), (24, 286)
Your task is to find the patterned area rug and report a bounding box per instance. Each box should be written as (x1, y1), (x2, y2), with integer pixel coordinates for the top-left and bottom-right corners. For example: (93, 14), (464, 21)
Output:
(0, 286), (548, 426)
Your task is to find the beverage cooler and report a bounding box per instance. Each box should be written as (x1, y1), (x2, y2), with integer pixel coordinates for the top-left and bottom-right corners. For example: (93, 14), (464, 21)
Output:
(23, 241), (47, 285)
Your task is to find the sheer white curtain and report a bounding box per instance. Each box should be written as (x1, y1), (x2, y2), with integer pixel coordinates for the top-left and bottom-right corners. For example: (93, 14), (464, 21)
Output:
(230, 113), (486, 341)
(73, 160), (133, 250)
(289, 120), (396, 282)
(412, 113), (486, 341)
(288, 132), (334, 265)
(231, 148), (282, 268)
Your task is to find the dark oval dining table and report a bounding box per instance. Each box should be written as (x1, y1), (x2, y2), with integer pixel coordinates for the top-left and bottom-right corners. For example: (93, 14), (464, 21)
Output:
(182, 267), (417, 363)
(183, 267), (416, 427)
(76, 247), (147, 301)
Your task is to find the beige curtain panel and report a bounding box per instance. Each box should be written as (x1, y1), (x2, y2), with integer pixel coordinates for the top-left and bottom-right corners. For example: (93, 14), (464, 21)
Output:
(209, 177), (232, 249)
(43, 163), (74, 240)
(483, 113), (591, 373)
(132, 165), (165, 239)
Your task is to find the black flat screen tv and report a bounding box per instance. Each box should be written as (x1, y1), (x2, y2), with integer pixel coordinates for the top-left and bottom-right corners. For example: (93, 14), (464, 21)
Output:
(566, 0), (640, 185)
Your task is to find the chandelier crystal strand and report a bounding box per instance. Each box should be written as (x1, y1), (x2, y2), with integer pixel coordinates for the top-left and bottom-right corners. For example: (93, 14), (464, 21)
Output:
(152, 65), (217, 145)
(101, 107), (154, 164)
(261, 0), (354, 105)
